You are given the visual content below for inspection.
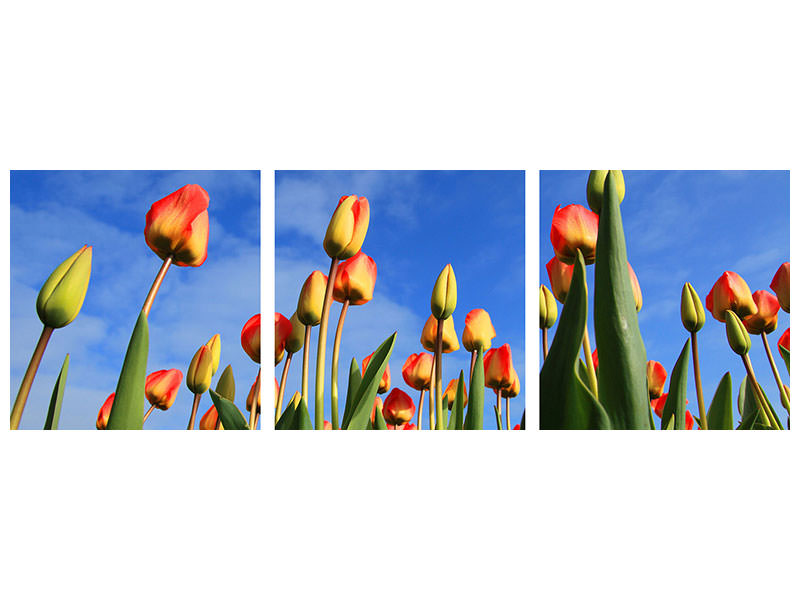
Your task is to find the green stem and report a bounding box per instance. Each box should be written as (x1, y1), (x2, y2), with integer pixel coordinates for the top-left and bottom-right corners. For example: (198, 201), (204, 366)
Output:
(742, 354), (780, 430)
(301, 325), (311, 406)
(428, 361), (435, 431)
(276, 352), (292, 424)
(435, 318), (444, 430)
(330, 299), (350, 430)
(691, 332), (708, 430)
(11, 325), (54, 430)
(582, 327), (598, 397)
(505, 395), (510, 430)
(469, 350), (477, 384)
(187, 392), (201, 430)
(761, 332), (790, 413)
(314, 258), (339, 430)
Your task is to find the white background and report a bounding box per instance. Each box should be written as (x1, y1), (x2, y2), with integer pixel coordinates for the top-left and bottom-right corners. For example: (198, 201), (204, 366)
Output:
(1, 1), (797, 599)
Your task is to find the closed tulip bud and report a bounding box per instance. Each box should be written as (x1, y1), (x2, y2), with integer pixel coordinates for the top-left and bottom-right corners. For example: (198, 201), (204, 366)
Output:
(706, 271), (757, 322)
(724, 310), (751, 356)
(645, 360), (667, 400)
(36, 245), (93, 328)
(323, 420), (333, 430)
(215, 364), (236, 403)
(362, 352), (391, 393)
(442, 378), (468, 409)
(96, 393), (114, 430)
(484, 343), (516, 390)
(501, 370), (520, 398)
(742, 290), (780, 335)
(285, 312), (305, 354)
(681, 282), (706, 333)
(382, 388), (416, 426)
(370, 396), (383, 424)
(246, 371), (261, 412)
(546, 257), (574, 304)
(199, 405), (220, 430)
(462, 308), (496, 351)
(332, 251), (377, 305)
(323, 195), (370, 259)
(586, 170), (625, 214)
(402, 352), (434, 391)
(144, 184), (210, 266)
(187, 344), (215, 394)
(770, 262), (790, 313)
(273, 312), (289, 365)
(297, 270), (328, 326)
(628, 263), (643, 312)
(145, 369), (183, 410)
(550, 204), (599, 265)
(778, 327), (790, 352)
(421, 315), (460, 353)
(539, 285), (557, 329)
(238, 314), (260, 364)
(431, 264), (457, 320)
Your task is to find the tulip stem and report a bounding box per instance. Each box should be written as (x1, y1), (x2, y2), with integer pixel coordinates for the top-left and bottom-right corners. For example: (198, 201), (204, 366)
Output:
(505, 396), (510, 431)
(314, 258), (340, 430)
(582, 327), (598, 397)
(469, 350), (477, 384)
(416, 389), (426, 430)
(143, 405), (155, 424)
(141, 256), (173, 318)
(761, 332), (790, 413)
(10, 325), (54, 430)
(741, 354), (781, 430)
(542, 329), (549, 361)
(301, 326), (311, 407)
(435, 318), (444, 430)
(249, 368), (261, 430)
(330, 299), (350, 430)
(276, 352), (293, 424)
(428, 361), (435, 431)
(496, 389), (503, 430)
(690, 332), (708, 430)
(187, 392), (201, 430)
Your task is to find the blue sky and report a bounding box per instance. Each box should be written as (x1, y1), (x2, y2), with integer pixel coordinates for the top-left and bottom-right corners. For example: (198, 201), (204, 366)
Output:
(539, 171), (790, 428)
(276, 170), (525, 429)
(10, 171), (260, 430)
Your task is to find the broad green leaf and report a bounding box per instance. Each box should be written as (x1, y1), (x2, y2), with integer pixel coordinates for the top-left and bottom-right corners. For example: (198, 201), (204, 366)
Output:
(453, 372), (466, 430)
(345, 333), (397, 430)
(661, 340), (691, 430)
(341, 358), (363, 429)
(779, 345), (790, 375)
(276, 399), (298, 430)
(447, 407), (457, 430)
(594, 176), (650, 429)
(292, 398), (313, 430)
(737, 377), (783, 430)
(107, 311), (149, 430)
(706, 372), (733, 430)
(43, 354), (69, 430)
(373, 406), (388, 430)
(464, 347), (485, 430)
(209, 389), (249, 430)
(494, 404), (502, 430)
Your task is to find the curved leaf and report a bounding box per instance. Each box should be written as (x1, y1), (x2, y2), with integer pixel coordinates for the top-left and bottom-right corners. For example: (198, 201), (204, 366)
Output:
(779, 345), (790, 375)
(276, 398), (298, 430)
(464, 347), (485, 430)
(345, 333), (397, 430)
(706, 372), (733, 430)
(107, 311), (149, 430)
(453, 372), (466, 431)
(209, 389), (249, 430)
(661, 340), (691, 430)
(340, 358), (362, 429)
(43, 354), (69, 430)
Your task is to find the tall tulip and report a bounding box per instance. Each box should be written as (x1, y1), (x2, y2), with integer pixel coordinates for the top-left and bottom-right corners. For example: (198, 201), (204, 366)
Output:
(429, 264), (458, 430)
(297, 270), (327, 413)
(421, 315), (459, 353)
(462, 309), (496, 381)
(382, 389), (416, 428)
(362, 352), (391, 394)
(484, 344), (516, 429)
(706, 271), (757, 322)
(770, 262), (789, 313)
(403, 352), (434, 429)
(546, 257), (573, 304)
(550, 204), (599, 265)
(645, 361), (667, 400)
(144, 369), (183, 423)
(96, 393), (114, 430)
(186, 339), (218, 430)
(745, 291), (790, 411)
(682, 282), (708, 428)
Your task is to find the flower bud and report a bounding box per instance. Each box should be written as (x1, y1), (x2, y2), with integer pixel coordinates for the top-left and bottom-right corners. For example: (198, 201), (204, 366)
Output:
(550, 204), (599, 265)
(332, 251), (377, 305)
(273, 312), (289, 365)
(742, 290), (780, 335)
(539, 285), (558, 329)
(36, 245), (93, 328)
(442, 378), (468, 409)
(246, 371), (261, 412)
(628, 262), (642, 312)
(96, 393), (114, 430)
(204, 334), (222, 376)
(462, 308), (496, 352)
(144, 184), (210, 266)
(681, 282), (705, 333)
(199, 405), (219, 430)
(297, 270), (328, 326)
(484, 344), (516, 390)
(215, 364), (236, 403)
(770, 262), (790, 313)
(778, 327), (790, 352)
(724, 310), (751, 356)
(402, 352), (434, 391)
(421, 315), (460, 353)
(586, 170), (625, 214)
(145, 369), (183, 410)
(545, 257), (574, 304)
(431, 264), (457, 320)
(187, 344), (215, 394)
(382, 388), (416, 426)
(706, 271), (757, 322)
(501, 370), (520, 399)
(645, 360), (667, 400)
(285, 312), (305, 354)
(362, 352), (391, 394)
(323, 195), (370, 259)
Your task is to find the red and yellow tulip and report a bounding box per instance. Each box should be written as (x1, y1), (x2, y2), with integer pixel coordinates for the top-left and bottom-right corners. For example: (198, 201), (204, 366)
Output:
(770, 262), (789, 313)
(145, 369), (183, 410)
(382, 388), (416, 426)
(462, 309), (496, 352)
(332, 251), (377, 305)
(550, 204), (599, 265)
(705, 271), (757, 322)
(323, 195), (370, 259)
(144, 184), (210, 267)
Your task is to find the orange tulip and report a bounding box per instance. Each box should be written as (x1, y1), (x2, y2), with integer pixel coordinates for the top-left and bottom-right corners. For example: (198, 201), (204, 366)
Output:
(484, 344), (516, 390)
(705, 271), (757, 322)
(332, 251), (377, 305)
(546, 257), (574, 303)
(628, 262), (642, 312)
(199, 405), (219, 430)
(441, 378), (468, 409)
(382, 388), (416, 426)
(246, 371), (261, 412)
(96, 393), (114, 430)
(144, 184), (210, 267)
(770, 262), (789, 313)
(645, 361), (667, 400)
(462, 309), (496, 352)
(323, 195), (370, 259)
(684, 410), (695, 430)
(297, 270), (328, 326)
(550, 204), (599, 265)
(388, 422), (417, 430)
(402, 352), (434, 391)
(273, 313), (289, 364)
(370, 396), (383, 425)
(421, 315), (459, 353)
(323, 420), (333, 430)
(742, 290), (780, 335)
(145, 369), (183, 410)
(362, 352), (391, 393)
(778, 327), (790, 352)
(237, 313), (260, 364)
(501, 371), (520, 398)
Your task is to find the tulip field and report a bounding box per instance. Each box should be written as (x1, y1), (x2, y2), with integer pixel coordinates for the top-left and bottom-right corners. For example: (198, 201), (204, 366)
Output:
(540, 170), (790, 430)
(10, 171), (261, 430)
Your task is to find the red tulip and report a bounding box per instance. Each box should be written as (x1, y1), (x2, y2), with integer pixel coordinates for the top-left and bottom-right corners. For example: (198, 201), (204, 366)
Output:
(144, 184), (210, 266)
(242, 313), (261, 364)
(705, 271), (757, 322)
(402, 352), (433, 391)
(484, 344), (516, 390)
(742, 290), (780, 335)
(199, 405), (219, 430)
(323, 420), (333, 430)
(462, 309), (496, 352)
(512, 424), (521, 430)
(145, 369), (183, 410)
(332, 251), (377, 305)
(96, 393), (114, 430)
(550, 204), (599, 265)
(685, 410), (695, 430)
(645, 360), (667, 400)
(628, 262), (642, 312)
(778, 327), (790, 352)
(274, 312), (290, 364)
(388, 422), (417, 430)
(650, 393), (688, 421)
(546, 257), (574, 304)
(770, 262), (789, 313)
(362, 352), (391, 394)
(382, 388), (416, 426)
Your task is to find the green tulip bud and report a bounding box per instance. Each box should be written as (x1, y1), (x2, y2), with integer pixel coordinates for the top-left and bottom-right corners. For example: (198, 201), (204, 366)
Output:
(431, 264), (457, 320)
(586, 170), (625, 214)
(215, 364), (236, 403)
(725, 310), (751, 356)
(681, 282), (705, 333)
(539, 284), (557, 329)
(36, 245), (93, 328)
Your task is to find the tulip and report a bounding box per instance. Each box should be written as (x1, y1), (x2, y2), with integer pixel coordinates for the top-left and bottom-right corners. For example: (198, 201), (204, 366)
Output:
(770, 262), (789, 313)
(403, 352), (433, 430)
(540, 285), (558, 361)
(645, 361), (667, 400)
(586, 170), (625, 214)
(205, 334), (222, 376)
(742, 290), (780, 335)
(512, 424), (521, 430)
(684, 410), (695, 431)
(550, 204), (599, 265)
(332, 251), (377, 306)
(323, 195), (370, 260)
(96, 393), (115, 430)
(145, 369), (183, 420)
(650, 394), (689, 423)
(442, 378), (468, 409)
(362, 352), (391, 394)
(272, 313), (289, 366)
(462, 309), (496, 353)
(297, 271), (328, 327)
(370, 396), (383, 425)
(484, 344), (516, 430)
(199, 405), (220, 430)
(421, 315), (459, 353)
(592, 348), (599, 372)
(186, 342), (216, 429)
(323, 420), (333, 430)
(382, 388), (416, 427)
(628, 263), (642, 312)
(277, 312), (303, 424)
(546, 257), (574, 304)
(681, 282), (705, 333)
(706, 271), (757, 322)
(431, 264), (457, 320)
(778, 328), (790, 353)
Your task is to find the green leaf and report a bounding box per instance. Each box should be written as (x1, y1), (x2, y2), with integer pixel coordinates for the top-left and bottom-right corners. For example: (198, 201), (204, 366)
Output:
(661, 340), (691, 430)
(706, 372), (733, 430)
(340, 358), (363, 429)
(345, 333), (397, 430)
(292, 398), (314, 430)
(520, 410), (525, 430)
(594, 176), (650, 429)
(373, 406), (388, 430)
(494, 404), (502, 430)
(779, 345), (790, 375)
(453, 372), (466, 431)
(276, 399), (298, 430)
(43, 354), (69, 430)
(447, 407), (457, 430)
(737, 377), (783, 430)
(464, 347), (485, 430)
(107, 311), (149, 430)
(209, 389), (249, 430)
